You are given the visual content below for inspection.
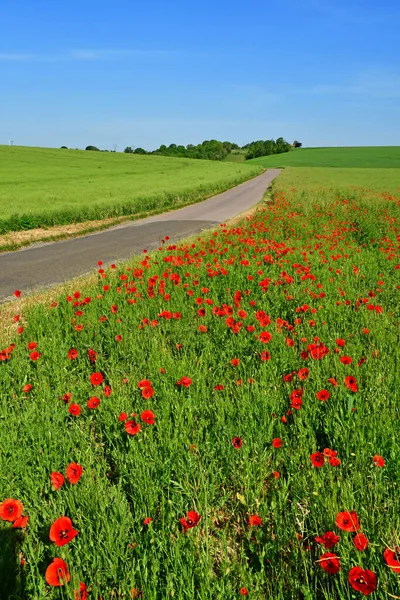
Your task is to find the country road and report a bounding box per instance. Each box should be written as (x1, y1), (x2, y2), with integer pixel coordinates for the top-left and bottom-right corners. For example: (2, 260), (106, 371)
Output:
(0, 169), (280, 301)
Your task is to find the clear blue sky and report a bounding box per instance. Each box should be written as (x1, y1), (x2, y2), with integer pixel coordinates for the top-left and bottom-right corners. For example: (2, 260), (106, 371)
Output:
(1, 0), (399, 150)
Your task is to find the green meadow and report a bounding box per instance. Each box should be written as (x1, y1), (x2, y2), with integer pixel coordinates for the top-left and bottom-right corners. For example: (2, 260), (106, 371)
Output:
(0, 146), (262, 234)
(249, 146), (400, 169)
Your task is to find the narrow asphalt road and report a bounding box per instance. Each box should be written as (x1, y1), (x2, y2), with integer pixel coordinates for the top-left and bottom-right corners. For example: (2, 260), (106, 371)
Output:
(0, 169), (280, 301)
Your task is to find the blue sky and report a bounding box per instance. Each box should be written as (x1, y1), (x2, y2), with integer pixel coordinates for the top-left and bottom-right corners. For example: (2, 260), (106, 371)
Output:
(0, 0), (399, 150)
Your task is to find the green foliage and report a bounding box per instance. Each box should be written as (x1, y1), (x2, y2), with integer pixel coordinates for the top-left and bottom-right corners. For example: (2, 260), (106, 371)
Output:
(85, 145), (100, 151)
(124, 146), (134, 153)
(245, 138), (292, 160)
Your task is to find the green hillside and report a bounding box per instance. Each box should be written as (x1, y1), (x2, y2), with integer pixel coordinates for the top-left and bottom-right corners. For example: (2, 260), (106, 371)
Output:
(0, 146), (261, 233)
(249, 146), (400, 168)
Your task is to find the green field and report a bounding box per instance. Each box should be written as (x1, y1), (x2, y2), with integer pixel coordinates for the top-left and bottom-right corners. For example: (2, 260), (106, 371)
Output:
(249, 146), (400, 169)
(1, 156), (399, 598)
(273, 166), (400, 193)
(0, 146), (262, 234)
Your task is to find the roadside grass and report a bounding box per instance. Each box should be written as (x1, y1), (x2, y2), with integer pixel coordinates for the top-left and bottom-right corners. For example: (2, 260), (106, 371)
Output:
(0, 146), (262, 235)
(1, 177), (399, 598)
(272, 167), (400, 194)
(248, 146), (400, 169)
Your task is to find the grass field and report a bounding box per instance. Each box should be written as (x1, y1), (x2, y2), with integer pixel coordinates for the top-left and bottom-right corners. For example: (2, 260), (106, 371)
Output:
(1, 160), (399, 598)
(273, 166), (400, 193)
(0, 146), (262, 234)
(249, 146), (400, 169)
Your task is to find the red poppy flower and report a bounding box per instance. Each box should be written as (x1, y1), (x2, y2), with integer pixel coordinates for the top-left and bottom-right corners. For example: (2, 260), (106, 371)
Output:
(23, 384), (33, 393)
(260, 351), (271, 361)
(87, 348), (98, 363)
(90, 372), (103, 386)
(68, 348), (79, 360)
(319, 552), (341, 574)
(315, 531), (340, 549)
(353, 532), (369, 551)
(68, 403), (81, 416)
(273, 470), (280, 479)
(298, 368), (309, 380)
(335, 511), (360, 532)
(30, 351), (41, 361)
(27, 342), (37, 350)
(308, 342), (329, 359)
(373, 455), (385, 467)
(329, 456), (341, 467)
(75, 582), (88, 600)
(138, 379), (152, 389)
(232, 437), (243, 449)
(50, 472), (65, 490)
(344, 375), (358, 392)
(248, 515), (262, 526)
(125, 421), (141, 436)
(340, 356), (352, 364)
(260, 331), (272, 343)
(143, 517), (153, 525)
(272, 438), (282, 448)
(239, 588), (248, 596)
(0, 499), (23, 522)
(336, 338), (345, 347)
(12, 514), (29, 529)
(49, 516), (78, 546)
(291, 397), (303, 410)
(310, 452), (324, 467)
(104, 385), (112, 397)
(383, 547), (400, 572)
(66, 462), (83, 485)
(180, 510), (201, 533)
(140, 410), (155, 425)
(348, 566), (377, 595)
(177, 377), (192, 388)
(87, 396), (100, 409)
(45, 558), (70, 587)
(316, 389), (330, 402)
(230, 358), (240, 366)
(14, 290), (21, 298)
(119, 412), (128, 422)
(141, 386), (154, 399)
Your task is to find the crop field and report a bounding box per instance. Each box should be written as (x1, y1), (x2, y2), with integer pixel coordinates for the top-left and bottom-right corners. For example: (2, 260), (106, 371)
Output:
(248, 146), (400, 169)
(1, 164), (399, 599)
(0, 146), (262, 234)
(271, 166), (400, 194)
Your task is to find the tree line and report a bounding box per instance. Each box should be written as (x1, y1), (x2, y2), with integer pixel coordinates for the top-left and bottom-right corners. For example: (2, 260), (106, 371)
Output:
(80, 138), (302, 161)
(122, 138), (302, 161)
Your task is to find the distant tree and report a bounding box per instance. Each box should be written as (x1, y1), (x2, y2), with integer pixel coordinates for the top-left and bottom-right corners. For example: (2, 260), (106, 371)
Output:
(293, 140), (302, 148)
(85, 145), (100, 151)
(124, 146), (134, 153)
(60, 146), (68, 149)
(245, 137), (291, 160)
(134, 147), (147, 154)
